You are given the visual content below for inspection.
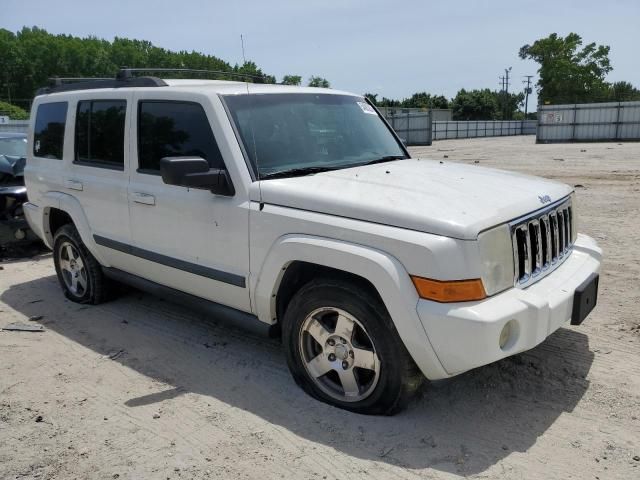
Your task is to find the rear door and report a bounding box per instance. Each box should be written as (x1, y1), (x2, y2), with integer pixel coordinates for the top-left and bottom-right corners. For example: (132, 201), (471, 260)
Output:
(124, 92), (251, 312)
(65, 92), (133, 269)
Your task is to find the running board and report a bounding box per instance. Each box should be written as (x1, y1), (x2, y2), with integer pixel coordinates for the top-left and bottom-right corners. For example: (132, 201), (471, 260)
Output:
(102, 267), (278, 338)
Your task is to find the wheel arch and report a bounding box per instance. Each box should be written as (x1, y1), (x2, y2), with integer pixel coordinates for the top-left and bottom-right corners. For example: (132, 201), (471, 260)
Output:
(39, 192), (109, 266)
(275, 261), (384, 330)
(252, 234), (448, 380)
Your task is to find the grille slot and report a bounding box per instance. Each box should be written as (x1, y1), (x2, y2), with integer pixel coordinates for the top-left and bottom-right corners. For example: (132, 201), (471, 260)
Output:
(511, 198), (574, 287)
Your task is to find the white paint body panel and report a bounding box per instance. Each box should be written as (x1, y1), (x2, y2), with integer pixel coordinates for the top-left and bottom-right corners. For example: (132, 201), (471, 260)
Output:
(258, 159), (573, 240)
(23, 81), (601, 381)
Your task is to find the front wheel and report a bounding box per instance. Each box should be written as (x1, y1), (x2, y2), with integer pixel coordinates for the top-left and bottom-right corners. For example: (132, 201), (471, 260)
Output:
(282, 278), (423, 415)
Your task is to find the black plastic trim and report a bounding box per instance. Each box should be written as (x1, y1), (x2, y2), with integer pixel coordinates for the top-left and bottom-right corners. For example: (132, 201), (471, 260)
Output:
(72, 160), (125, 171)
(93, 235), (246, 288)
(218, 94), (258, 181)
(364, 97), (413, 156)
(37, 76), (167, 95)
(571, 272), (599, 326)
(136, 168), (162, 176)
(102, 267), (275, 337)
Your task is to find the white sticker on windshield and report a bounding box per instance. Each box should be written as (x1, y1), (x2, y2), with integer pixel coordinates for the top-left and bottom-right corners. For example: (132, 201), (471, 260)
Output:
(357, 102), (377, 115)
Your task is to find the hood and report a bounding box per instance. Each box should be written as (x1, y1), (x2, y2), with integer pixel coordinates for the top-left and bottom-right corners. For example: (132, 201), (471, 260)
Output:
(258, 158), (573, 240)
(0, 155), (26, 178)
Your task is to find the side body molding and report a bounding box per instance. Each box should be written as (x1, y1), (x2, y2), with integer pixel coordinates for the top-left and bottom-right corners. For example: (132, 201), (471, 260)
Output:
(252, 234), (448, 380)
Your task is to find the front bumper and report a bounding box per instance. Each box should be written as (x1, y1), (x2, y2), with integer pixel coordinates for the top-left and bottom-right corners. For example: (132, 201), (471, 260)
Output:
(417, 234), (602, 377)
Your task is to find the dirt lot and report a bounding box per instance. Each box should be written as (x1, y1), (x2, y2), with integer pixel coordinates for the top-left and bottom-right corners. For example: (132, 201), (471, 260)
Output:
(1, 136), (639, 479)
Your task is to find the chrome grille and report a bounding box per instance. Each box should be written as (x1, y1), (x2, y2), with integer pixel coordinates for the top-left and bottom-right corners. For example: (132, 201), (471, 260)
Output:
(511, 197), (574, 287)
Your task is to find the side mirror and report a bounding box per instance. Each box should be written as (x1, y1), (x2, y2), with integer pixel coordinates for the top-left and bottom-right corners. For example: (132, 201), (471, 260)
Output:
(160, 157), (235, 196)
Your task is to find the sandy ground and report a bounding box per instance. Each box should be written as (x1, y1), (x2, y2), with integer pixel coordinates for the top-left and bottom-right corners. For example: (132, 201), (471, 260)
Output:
(1, 136), (639, 480)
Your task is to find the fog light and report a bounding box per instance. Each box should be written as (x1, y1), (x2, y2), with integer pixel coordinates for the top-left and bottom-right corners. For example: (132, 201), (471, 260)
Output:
(499, 320), (518, 350)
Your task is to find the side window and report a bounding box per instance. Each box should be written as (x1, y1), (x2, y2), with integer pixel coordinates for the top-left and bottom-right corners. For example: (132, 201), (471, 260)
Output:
(138, 101), (224, 172)
(33, 102), (68, 159)
(75, 100), (126, 168)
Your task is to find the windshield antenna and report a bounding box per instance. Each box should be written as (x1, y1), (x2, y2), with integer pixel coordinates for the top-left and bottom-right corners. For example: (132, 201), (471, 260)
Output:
(240, 34), (262, 201)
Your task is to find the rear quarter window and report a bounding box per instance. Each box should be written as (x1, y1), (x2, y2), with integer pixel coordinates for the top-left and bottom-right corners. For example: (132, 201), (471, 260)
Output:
(33, 102), (68, 159)
(75, 100), (126, 169)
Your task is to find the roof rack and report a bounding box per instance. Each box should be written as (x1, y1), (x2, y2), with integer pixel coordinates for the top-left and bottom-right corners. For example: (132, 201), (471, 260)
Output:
(116, 67), (272, 83)
(36, 67), (274, 95)
(37, 75), (168, 95)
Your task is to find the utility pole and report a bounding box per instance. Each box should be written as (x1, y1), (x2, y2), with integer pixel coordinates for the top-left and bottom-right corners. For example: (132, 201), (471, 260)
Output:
(504, 68), (511, 94)
(502, 67), (512, 119)
(523, 75), (534, 119)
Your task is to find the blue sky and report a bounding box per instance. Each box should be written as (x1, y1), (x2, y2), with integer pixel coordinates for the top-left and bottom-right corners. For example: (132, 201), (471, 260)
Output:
(4, 0), (640, 109)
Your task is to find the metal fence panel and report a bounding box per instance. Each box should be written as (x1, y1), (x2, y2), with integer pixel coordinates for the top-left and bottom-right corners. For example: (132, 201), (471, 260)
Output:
(431, 120), (535, 141)
(537, 101), (640, 143)
(387, 112), (433, 146)
(0, 119), (29, 134)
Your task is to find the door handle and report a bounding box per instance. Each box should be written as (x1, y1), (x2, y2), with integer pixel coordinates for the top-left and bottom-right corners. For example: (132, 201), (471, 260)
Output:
(64, 179), (83, 191)
(131, 192), (156, 206)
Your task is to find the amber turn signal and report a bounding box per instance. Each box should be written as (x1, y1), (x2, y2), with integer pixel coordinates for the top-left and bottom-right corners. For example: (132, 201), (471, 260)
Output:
(411, 276), (487, 303)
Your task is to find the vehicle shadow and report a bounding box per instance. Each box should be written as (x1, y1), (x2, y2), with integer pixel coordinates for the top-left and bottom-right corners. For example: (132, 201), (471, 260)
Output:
(1, 274), (594, 475)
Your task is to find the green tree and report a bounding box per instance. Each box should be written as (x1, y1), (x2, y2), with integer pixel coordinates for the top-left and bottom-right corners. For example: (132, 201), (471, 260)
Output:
(401, 92), (449, 109)
(378, 97), (401, 107)
(450, 89), (523, 120)
(450, 89), (499, 120)
(234, 61), (275, 83)
(606, 81), (640, 102)
(367, 92), (449, 109)
(363, 93), (378, 105)
(308, 76), (330, 88)
(519, 33), (612, 104)
(0, 27), (278, 105)
(281, 75), (302, 86)
(496, 90), (525, 120)
(0, 101), (29, 119)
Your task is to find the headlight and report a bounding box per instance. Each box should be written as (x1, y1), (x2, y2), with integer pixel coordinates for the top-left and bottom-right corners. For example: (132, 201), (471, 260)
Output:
(477, 224), (514, 296)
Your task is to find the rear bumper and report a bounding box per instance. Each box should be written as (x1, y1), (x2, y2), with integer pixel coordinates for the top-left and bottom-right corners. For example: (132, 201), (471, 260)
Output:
(23, 202), (50, 248)
(416, 234), (601, 378)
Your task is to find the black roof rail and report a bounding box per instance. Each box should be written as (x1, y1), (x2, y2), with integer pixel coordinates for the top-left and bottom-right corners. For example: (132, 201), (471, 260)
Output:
(36, 74), (168, 95)
(117, 67), (273, 83)
(35, 66), (275, 96)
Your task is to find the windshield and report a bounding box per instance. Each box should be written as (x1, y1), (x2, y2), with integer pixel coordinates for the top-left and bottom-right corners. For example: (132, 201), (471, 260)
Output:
(0, 137), (28, 157)
(223, 93), (407, 179)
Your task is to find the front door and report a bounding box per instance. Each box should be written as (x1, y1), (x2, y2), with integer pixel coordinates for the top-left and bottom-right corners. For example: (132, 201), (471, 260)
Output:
(125, 94), (251, 312)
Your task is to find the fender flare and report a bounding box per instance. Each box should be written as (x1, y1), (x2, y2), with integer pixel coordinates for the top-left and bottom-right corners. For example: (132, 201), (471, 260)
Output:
(40, 191), (110, 266)
(252, 234), (447, 379)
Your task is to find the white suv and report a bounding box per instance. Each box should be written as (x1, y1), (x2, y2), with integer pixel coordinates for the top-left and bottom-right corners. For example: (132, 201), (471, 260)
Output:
(23, 72), (602, 414)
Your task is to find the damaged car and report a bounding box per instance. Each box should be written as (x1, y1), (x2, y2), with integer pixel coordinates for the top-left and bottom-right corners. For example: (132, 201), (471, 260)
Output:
(0, 132), (38, 249)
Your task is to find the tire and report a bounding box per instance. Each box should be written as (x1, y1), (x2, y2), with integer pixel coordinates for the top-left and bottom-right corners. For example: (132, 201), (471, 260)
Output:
(53, 223), (110, 304)
(282, 278), (424, 415)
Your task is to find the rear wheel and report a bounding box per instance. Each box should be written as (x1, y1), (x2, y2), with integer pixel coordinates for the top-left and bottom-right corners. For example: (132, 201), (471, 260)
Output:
(53, 224), (110, 304)
(283, 278), (423, 415)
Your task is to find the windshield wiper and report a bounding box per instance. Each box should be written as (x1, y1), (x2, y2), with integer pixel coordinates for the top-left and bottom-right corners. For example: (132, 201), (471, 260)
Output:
(260, 166), (336, 180)
(360, 155), (407, 166)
